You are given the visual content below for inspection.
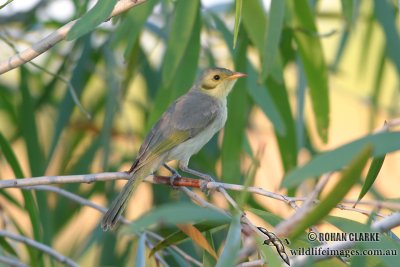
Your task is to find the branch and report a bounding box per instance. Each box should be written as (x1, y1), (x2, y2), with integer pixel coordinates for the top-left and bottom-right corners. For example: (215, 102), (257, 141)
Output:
(0, 255), (27, 267)
(2, 172), (399, 211)
(0, 230), (79, 267)
(0, 0), (147, 74)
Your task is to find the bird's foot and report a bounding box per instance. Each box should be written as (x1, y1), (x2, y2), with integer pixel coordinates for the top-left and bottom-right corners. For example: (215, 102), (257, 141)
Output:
(169, 172), (181, 189)
(163, 164), (182, 189)
(199, 175), (215, 195)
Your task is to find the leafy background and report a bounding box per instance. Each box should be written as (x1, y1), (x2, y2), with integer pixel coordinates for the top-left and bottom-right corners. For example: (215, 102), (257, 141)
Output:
(0, 0), (399, 266)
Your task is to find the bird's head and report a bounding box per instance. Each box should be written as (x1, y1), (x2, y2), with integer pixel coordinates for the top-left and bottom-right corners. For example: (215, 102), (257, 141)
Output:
(195, 67), (246, 99)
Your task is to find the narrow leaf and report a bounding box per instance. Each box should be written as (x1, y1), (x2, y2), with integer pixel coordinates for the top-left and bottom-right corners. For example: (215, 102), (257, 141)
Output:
(289, 146), (372, 239)
(340, 0), (353, 27)
(150, 221), (229, 256)
(135, 233), (146, 267)
(0, 237), (18, 256)
(221, 29), (250, 184)
(241, 0), (267, 58)
(121, 203), (229, 235)
(112, 0), (156, 59)
(246, 64), (285, 135)
(216, 215), (241, 267)
(177, 224), (217, 259)
(282, 132), (400, 188)
(67, 0), (118, 40)
(286, 0), (330, 142)
(327, 216), (400, 267)
(160, 0), (199, 88)
(0, 132), (42, 265)
(374, 0), (400, 75)
(203, 231), (217, 267)
(233, 0), (243, 48)
(262, 0), (285, 80)
(355, 154), (386, 206)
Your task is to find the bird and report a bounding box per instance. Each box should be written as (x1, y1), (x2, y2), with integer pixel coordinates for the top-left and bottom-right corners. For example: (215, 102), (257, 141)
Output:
(101, 67), (246, 231)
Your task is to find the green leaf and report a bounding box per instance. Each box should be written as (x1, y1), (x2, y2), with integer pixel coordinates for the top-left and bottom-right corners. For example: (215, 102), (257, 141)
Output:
(0, 132), (24, 178)
(101, 43), (120, 169)
(233, 0), (243, 48)
(340, 0), (354, 27)
(216, 215), (241, 267)
(135, 233), (146, 267)
(255, 236), (284, 266)
(46, 38), (96, 168)
(266, 73), (298, 172)
(160, 0), (199, 88)
(369, 49), (386, 129)
(331, 30), (349, 73)
(112, 0), (156, 59)
(246, 64), (285, 135)
(242, 0), (267, 58)
(262, 0), (285, 80)
(121, 203), (230, 235)
(247, 208), (283, 227)
(147, 5), (201, 129)
(150, 221), (229, 256)
(295, 57), (307, 150)
(0, 132), (42, 265)
(19, 67), (45, 177)
(221, 30), (250, 184)
(327, 216), (400, 267)
(289, 146), (372, 239)
(286, 0), (330, 143)
(203, 231), (217, 267)
(67, 0), (118, 40)
(374, 0), (400, 75)
(355, 154), (386, 205)
(282, 132), (400, 188)
(0, 236), (18, 257)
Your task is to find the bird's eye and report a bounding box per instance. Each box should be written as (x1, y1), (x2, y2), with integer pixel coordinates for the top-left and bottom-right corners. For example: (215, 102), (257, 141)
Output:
(213, 75), (220, 81)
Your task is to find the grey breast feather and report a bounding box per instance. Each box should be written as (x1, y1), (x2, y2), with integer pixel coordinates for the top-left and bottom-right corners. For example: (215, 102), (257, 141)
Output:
(135, 90), (219, 162)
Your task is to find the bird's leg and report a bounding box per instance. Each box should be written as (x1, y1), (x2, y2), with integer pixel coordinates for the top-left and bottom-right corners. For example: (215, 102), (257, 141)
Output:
(178, 163), (214, 192)
(163, 163), (181, 187)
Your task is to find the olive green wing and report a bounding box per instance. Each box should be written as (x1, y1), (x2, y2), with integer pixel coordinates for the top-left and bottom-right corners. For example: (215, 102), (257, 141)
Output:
(132, 91), (219, 171)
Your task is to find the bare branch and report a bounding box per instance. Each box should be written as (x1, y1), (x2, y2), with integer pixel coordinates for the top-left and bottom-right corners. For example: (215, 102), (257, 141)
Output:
(2, 173), (398, 211)
(0, 255), (27, 267)
(0, 0), (148, 74)
(0, 230), (79, 267)
(274, 173), (333, 237)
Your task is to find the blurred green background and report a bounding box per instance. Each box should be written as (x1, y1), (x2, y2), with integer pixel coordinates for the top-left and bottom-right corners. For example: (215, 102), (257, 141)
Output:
(0, 0), (399, 266)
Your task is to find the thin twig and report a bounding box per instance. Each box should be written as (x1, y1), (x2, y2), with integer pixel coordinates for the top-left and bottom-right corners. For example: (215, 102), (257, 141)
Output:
(0, 230), (79, 267)
(0, 0), (148, 74)
(274, 173), (333, 237)
(0, 255), (28, 267)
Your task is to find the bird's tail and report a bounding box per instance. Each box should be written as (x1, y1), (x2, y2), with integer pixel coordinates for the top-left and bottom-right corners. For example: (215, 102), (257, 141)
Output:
(101, 167), (148, 231)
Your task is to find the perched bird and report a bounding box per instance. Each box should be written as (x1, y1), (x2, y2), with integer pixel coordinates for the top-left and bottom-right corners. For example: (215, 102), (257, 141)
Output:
(101, 67), (246, 231)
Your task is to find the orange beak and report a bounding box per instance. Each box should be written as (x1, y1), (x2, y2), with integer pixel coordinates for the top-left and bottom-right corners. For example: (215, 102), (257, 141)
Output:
(226, 72), (247, 80)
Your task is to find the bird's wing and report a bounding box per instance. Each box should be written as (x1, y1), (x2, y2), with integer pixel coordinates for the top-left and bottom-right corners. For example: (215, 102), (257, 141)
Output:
(131, 91), (219, 171)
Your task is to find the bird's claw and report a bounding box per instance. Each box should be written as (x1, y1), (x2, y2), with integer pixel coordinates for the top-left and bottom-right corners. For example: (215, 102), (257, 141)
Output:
(169, 172), (181, 190)
(200, 175), (215, 195)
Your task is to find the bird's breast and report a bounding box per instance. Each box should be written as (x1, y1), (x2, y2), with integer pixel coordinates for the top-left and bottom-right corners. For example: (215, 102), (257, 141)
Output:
(167, 100), (227, 162)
